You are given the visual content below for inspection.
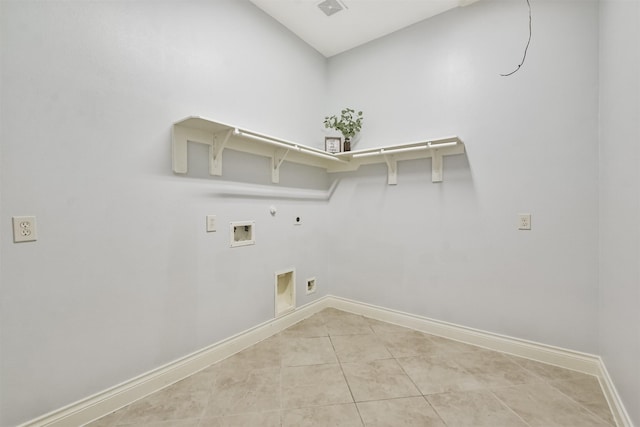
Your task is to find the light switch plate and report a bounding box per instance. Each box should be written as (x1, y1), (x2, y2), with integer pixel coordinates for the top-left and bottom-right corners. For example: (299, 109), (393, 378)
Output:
(206, 215), (217, 232)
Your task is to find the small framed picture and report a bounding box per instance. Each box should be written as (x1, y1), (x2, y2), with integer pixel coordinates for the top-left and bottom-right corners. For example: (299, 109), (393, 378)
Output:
(325, 136), (342, 153)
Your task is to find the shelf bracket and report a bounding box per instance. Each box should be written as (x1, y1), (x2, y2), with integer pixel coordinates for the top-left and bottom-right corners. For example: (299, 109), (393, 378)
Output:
(172, 125), (190, 174)
(210, 129), (232, 176)
(431, 150), (443, 183)
(383, 154), (398, 185)
(271, 148), (290, 183)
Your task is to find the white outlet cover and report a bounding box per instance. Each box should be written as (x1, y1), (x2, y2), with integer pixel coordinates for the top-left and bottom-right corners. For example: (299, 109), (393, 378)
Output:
(12, 216), (37, 242)
(518, 213), (531, 230)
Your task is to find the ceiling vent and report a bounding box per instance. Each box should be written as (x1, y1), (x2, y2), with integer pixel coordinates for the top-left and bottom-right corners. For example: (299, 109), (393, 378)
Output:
(317, 0), (345, 17)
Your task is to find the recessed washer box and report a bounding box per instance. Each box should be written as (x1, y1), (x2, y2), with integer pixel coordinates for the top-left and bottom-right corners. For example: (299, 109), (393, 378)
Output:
(230, 221), (255, 247)
(275, 268), (296, 317)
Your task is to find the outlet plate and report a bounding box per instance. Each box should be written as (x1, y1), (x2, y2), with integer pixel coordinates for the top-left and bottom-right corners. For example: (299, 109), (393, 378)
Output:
(518, 213), (531, 230)
(12, 216), (37, 243)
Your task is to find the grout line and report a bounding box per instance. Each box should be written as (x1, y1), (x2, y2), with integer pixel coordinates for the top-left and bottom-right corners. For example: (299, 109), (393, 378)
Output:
(422, 396), (451, 427)
(548, 381), (617, 426)
(327, 327), (366, 426)
(489, 389), (532, 427)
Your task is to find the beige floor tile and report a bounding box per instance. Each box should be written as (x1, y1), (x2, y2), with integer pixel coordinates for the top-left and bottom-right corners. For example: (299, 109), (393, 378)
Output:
(331, 334), (393, 363)
(87, 309), (618, 427)
(201, 367), (280, 418)
(281, 363), (353, 409)
(280, 314), (328, 338)
(550, 377), (615, 425)
(324, 311), (374, 336)
(454, 349), (542, 388)
(114, 378), (210, 425)
(199, 410), (281, 427)
(397, 354), (484, 395)
(365, 318), (414, 335)
(281, 336), (338, 366)
(217, 335), (283, 371)
(426, 335), (483, 355)
(281, 403), (363, 427)
(492, 382), (611, 427)
(357, 396), (446, 427)
(342, 359), (421, 402)
(507, 354), (594, 382)
(375, 329), (439, 358)
(427, 389), (529, 427)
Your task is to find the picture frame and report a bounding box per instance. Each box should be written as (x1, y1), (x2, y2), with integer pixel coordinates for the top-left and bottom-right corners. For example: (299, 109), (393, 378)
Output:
(325, 136), (342, 154)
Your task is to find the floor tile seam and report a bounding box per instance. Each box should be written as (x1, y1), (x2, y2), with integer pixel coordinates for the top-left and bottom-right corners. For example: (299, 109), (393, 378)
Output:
(546, 377), (610, 406)
(418, 395), (450, 427)
(488, 388), (534, 427)
(422, 394), (456, 427)
(393, 351), (490, 397)
(452, 356), (540, 389)
(327, 333), (366, 426)
(427, 353), (488, 387)
(490, 379), (614, 425)
(394, 352), (429, 398)
(546, 383), (616, 426)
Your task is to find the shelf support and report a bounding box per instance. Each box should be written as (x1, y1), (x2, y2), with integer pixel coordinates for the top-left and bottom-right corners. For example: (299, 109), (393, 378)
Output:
(431, 150), (443, 183)
(211, 129), (232, 176)
(383, 154), (398, 185)
(172, 125), (189, 174)
(271, 148), (290, 183)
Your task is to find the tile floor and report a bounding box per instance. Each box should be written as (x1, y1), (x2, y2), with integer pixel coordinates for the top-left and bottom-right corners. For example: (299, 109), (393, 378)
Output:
(86, 308), (615, 427)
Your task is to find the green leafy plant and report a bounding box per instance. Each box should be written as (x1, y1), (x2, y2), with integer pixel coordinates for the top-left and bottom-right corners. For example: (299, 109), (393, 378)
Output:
(323, 108), (363, 139)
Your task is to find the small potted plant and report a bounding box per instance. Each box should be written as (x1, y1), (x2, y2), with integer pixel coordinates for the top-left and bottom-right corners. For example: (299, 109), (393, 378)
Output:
(323, 108), (363, 152)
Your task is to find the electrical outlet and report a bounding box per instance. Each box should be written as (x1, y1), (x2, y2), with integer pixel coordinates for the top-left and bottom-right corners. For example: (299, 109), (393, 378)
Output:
(12, 216), (37, 243)
(306, 277), (317, 294)
(294, 216), (302, 225)
(206, 215), (217, 232)
(518, 213), (531, 230)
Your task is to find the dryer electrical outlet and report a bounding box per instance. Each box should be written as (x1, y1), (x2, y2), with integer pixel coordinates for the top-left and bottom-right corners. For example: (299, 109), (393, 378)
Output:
(12, 216), (37, 243)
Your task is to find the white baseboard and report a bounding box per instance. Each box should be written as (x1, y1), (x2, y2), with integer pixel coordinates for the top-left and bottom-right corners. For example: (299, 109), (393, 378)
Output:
(329, 296), (633, 427)
(596, 358), (635, 427)
(19, 296), (331, 427)
(330, 296), (602, 375)
(19, 295), (633, 427)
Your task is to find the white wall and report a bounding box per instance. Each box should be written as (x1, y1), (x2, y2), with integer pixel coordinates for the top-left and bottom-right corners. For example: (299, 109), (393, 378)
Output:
(327, 0), (601, 352)
(0, 1), (329, 425)
(598, 0), (640, 424)
(3, 0), (638, 425)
